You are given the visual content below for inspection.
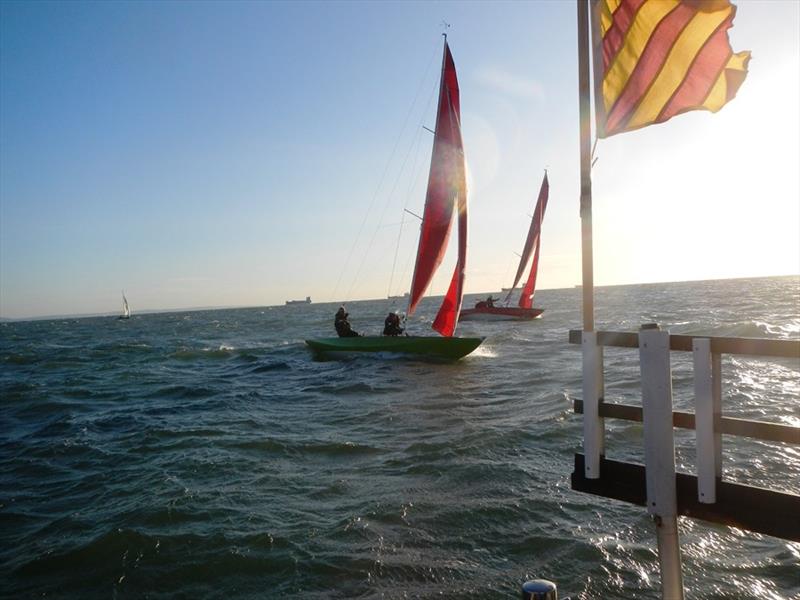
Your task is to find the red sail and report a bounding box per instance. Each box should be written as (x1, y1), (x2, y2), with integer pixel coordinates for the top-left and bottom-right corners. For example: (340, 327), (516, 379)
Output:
(407, 41), (467, 336)
(519, 234), (541, 309)
(504, 173), (549, 308)
(431, 153), (467, 337)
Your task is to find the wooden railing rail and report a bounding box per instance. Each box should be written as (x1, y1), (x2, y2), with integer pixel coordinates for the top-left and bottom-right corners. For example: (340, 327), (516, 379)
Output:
(570, 327), (800, 544)
(572, 399), (799, 445)
(568, 329), (800, 358)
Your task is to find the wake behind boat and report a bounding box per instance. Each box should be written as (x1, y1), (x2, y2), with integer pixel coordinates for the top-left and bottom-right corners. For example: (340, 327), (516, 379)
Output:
(306, 37), (482, 360)
(460, 172), (549, 322)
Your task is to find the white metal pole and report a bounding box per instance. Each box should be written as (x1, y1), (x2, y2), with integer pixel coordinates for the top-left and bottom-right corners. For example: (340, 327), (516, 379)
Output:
(577, 0), (603, 482)
(639, 324), (685, 600)
(654, 516), (684, 599)
(577, 0), (594, 332)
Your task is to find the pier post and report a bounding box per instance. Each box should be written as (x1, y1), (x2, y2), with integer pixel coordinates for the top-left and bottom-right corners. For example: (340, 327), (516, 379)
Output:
(693, 338), (721, 503)
(582, 331), (604, 479)
(639, 324), (685, 600)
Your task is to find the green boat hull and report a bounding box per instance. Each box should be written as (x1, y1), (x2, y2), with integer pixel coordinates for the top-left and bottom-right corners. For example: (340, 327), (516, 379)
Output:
(305, 336), (483, 360)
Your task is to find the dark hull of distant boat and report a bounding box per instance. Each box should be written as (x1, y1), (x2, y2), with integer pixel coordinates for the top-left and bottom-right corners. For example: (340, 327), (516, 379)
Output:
(305, 336), (483, 360)
(285, 300), (311, 305)
(117, 315), (130, 320)
(459, 306), (544, 321)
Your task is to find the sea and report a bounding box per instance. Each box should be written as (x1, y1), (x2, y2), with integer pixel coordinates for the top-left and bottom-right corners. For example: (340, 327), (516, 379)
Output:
(1, 276), (798, 599)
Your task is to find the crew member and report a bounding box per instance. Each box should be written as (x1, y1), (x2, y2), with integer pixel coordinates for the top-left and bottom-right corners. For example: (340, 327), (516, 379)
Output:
(383, 312), (404, 336)
(335, 306), (360, 337)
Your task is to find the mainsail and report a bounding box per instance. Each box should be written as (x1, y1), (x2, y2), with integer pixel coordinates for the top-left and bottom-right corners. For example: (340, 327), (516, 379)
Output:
(122, 292), (130, 318)
(407, 39), (467, 337)
(505, 172), (549, 309)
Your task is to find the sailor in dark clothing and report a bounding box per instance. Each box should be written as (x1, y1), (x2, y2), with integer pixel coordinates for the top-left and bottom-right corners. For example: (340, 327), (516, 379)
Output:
(475, 295), (498, 309)
(383, 312), (404, 336)
(335, 306), (360, 337)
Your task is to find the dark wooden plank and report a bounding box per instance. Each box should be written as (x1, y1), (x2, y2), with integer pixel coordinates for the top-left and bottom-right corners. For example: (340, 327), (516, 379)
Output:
(568, 329), (800, 358)
(573, 400), (800, 444)
(572, 454), (800, 541)
(721, 416), (800, 443)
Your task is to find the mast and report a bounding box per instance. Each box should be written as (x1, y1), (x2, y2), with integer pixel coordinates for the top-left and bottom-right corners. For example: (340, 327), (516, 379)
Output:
(577, 0), (594, 331)
(406, 34), (448, 318)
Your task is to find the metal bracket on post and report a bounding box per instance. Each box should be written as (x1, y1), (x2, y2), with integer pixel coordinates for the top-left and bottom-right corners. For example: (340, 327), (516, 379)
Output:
(638, 323), (684, 600)
(693, 338), (721, 503)
(582, 331), (604, 479)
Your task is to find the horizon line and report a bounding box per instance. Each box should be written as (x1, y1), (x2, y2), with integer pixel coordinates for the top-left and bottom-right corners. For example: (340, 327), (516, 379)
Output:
(2, 273), (797, 323)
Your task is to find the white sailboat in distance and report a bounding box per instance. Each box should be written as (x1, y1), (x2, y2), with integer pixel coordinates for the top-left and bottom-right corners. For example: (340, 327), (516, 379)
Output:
(118, 292), (131, 320)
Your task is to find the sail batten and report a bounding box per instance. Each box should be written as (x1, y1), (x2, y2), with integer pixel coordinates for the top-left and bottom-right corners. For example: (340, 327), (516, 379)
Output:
(407, 40), (467, 336)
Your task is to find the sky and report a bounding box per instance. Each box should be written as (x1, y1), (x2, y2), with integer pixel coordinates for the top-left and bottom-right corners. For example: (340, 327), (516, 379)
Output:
(0, 0), (798, 319)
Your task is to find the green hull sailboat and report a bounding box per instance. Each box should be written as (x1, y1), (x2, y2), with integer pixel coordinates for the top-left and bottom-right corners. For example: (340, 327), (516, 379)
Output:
(306, 336), (482, 360)
(307, 38), (481, 361)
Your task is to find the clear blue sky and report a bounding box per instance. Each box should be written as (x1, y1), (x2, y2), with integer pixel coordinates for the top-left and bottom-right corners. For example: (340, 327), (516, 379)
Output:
(1, 1), (798, 319)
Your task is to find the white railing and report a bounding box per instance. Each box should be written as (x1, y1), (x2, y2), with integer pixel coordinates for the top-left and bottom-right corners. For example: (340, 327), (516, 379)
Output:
(569, 325), (800, 600)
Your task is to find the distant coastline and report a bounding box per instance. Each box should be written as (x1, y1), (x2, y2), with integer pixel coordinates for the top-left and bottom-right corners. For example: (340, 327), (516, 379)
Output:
(0, 305), (252, 323)
(2, 273), (797, 322)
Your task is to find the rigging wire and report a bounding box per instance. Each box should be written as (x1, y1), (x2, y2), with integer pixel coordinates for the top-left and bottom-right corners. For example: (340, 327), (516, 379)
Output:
(500, 252), (516, 305)
(386, 124), (426, 300)
(387, 78), (439, 312)
(345, 109), (431, 302)
(387, 210), (407, 300)
(391, 115), (436, 309)
(344, 44), (441, 304)
(331, 40), (441, 304)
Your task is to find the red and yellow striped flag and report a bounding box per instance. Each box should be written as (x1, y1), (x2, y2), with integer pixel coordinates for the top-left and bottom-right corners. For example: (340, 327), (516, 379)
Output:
(593, 0), (751, 138)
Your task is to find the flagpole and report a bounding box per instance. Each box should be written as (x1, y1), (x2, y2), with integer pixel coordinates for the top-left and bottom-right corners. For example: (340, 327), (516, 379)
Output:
(577, 0), (604, 488)
(577, 0), (594, 332)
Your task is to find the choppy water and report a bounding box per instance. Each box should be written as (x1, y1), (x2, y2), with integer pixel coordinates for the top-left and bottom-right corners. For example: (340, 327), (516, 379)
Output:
(1, 276), (798, 599)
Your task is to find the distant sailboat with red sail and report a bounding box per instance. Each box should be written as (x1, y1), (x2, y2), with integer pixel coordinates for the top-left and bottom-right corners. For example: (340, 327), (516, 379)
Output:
(460, 172), (549, 321)
(306, 37), (483, 360)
